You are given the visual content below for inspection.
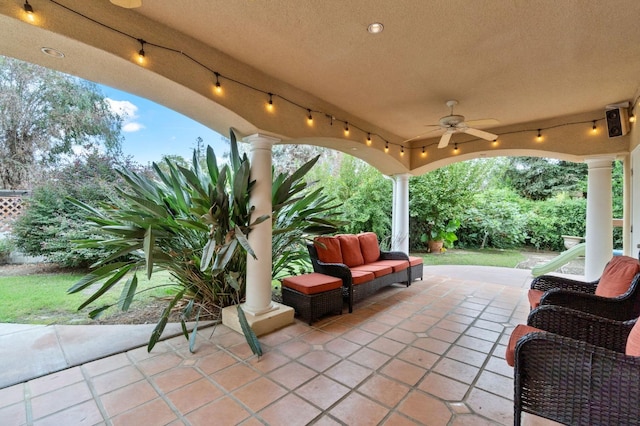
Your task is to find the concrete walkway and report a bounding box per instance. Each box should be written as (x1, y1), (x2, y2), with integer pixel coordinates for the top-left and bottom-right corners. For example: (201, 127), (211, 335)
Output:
(0, 265), (557, 390)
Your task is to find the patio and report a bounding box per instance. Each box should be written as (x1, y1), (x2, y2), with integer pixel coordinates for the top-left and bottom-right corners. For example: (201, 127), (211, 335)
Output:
(0, 266), (561, 425)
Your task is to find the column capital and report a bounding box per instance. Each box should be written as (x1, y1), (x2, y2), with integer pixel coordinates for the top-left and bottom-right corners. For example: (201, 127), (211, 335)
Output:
(584, 155), (616, 169)
(390, 173), (411, 181)
(244, 133), (281, 150)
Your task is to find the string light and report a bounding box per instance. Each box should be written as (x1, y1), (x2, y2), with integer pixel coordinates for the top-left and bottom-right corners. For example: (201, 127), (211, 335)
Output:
(454, 143), (459, 152)
(344, 122), (350, 136)
(630, 113), (636, 123)
(36, 1), (611, 159)
(266, 93), (274, 112)
(137, 38), (145, 64)
(213, 72), (222, 95)
(400, 146), (404, 156)
(592, 120), (597, 133)
(492, 138), (499, 147)
(23, 0), (34, 14)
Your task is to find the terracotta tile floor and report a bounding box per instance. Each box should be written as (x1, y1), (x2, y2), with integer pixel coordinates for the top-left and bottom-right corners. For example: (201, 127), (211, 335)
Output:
(0, 273), (561, 425)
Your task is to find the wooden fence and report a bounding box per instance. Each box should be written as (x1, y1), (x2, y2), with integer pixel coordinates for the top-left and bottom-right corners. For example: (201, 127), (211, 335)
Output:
(0, 191), (29, 233)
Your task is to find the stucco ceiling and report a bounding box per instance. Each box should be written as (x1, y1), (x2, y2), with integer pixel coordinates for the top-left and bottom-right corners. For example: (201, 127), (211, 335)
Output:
(1, 0), (640, 174)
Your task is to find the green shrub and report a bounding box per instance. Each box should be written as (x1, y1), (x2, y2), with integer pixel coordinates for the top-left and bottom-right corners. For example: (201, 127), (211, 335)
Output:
(525, 197), (586, 251)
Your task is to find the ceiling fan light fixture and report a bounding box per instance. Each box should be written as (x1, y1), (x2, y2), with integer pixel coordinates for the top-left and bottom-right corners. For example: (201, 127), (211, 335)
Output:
(367, 22), (384, 34)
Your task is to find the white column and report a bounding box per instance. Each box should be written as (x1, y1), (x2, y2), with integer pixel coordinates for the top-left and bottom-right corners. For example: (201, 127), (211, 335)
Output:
(243, 134), (278, 315)
(585, 157), (615, 281)
(392, 174), (410, 253)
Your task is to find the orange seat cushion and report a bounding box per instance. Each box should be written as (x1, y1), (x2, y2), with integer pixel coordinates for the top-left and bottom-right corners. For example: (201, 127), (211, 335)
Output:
(282, 273), (342, 295)
(314, 236), (343, 264)
(358, 232), (381, 264)
(595, 256), (640, 298)
(626, 319), (640, 356)
(528, 289), (544, 309)
(506, 324), (542, 367)
(350, 270), (375, 285)
(350, 264), (393, 278)
(372, 260), (409, 272)
(409, 256), (423, 266)
(337, 234), (365, 267)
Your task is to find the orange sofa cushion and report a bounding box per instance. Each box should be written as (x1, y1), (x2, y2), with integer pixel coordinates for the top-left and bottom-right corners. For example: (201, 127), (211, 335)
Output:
(337, 234), (365, 267)
(351, 270), (375, 285)
(358, 232), (381, 264)
(528, 289), (545, 309)
(350, 264), (393, 278)
(626, 319), (640, 356)
(409, 256), (423, 266)
(506, 324), (541, 366)
(282, 273), (342, 295)
(314, 236), (343, 264)
(372, 259), (409, 272)
(595, 256), (640, 298)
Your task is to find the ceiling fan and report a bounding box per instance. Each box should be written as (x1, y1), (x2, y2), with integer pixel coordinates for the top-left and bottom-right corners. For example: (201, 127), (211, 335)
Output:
(407, 100), (499, 148)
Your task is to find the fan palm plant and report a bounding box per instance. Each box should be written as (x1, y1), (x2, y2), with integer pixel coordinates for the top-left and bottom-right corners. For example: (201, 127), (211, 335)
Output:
(68, 130), (339, 353)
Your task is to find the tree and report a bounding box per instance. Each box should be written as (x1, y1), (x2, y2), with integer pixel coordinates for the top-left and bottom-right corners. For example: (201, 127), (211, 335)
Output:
(0, 56), (122, 189)
(505, 157), (587, 201)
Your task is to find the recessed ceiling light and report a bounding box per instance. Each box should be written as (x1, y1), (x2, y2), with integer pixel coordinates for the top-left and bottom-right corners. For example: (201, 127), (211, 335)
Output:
(367, 22), (384, 34)
(41, 47), (65, 58)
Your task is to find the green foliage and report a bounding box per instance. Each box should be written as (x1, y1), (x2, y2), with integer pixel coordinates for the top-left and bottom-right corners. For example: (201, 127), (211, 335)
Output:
(409, 160), (494, 250)
(0, 55), (122, 189)
(459, 188), (528, 249)
(12, 153), (128, 268)
(69, 130), (338, 352)
(505, 157), (587, 201)
(525, 197), (586, 251)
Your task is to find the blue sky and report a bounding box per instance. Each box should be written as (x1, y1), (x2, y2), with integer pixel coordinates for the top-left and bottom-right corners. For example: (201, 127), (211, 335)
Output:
(100, 85), (230, 165)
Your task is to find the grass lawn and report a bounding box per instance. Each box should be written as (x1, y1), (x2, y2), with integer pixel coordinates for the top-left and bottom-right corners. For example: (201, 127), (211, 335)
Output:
(0, 270), (178, 324)
(414, 248), (527, 267)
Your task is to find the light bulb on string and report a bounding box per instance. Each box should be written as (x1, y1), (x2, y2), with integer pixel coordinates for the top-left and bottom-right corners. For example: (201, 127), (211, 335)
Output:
(307, 110), (313, 126)
(630, 113), (636, 124)
(213, 72), (222, 95)
(384, 141), (389, 153)
(266, 93), (274, 112)
(137, 39), (146, 64)
(536, 129), (542, 142)
(421, 146), (426, 157)
(366, 133), (372, 146)
(454, 143), (459, 153)
(344, 122), (350, 136)
(400, 146), (405, 156)
(492, 138), (499, 147)
(592, 121), (597, 133)
(23, 0), (34, 21)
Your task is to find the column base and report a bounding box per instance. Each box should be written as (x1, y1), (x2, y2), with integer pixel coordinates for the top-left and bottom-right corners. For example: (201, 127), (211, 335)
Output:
(221, 302), (294, 336)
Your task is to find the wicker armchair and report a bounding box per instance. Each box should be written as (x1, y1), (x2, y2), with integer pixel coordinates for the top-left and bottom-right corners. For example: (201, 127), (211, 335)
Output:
(530, 256), (640, 321)
(513, 305), (639, 426)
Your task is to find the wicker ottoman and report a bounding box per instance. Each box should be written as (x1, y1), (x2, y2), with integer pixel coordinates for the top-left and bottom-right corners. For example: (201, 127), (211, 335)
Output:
(281, 273), (343, 325)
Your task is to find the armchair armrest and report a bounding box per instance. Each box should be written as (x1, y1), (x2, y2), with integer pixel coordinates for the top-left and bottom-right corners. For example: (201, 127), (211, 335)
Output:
(530, 274), (599, 292)
(379, 250), (409, 261)
(540, 290), (638, 321)
(527, 305), (634, 352)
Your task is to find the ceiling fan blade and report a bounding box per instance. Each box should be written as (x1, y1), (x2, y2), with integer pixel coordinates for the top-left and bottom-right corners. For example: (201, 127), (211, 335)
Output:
(463, 127), (498, 141)
(464, 118), (499, 127)
(438, 131), (453, 148)
(402, 128), (442, 143)
(110, 0), (142, 8)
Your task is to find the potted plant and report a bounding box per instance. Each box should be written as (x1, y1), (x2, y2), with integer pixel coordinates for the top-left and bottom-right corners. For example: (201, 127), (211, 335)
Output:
(422, 219), (460, 254)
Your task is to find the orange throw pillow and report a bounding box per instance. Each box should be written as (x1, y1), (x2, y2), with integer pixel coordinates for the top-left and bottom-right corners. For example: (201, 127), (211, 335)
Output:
(314, 236), (343, 264)
(595, 256), (640, 298)
(337, 234), (365, 267)
(358, 232), (381, 264)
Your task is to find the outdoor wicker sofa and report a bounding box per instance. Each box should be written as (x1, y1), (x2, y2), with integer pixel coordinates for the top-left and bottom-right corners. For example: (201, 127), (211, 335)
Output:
(307, 232), (422, 313)
(508, 304), (640, 425)
(528, 255), (640, 321)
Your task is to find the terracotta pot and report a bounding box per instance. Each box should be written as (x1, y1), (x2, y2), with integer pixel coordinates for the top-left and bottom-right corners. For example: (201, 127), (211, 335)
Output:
(428, 240), (444, 254)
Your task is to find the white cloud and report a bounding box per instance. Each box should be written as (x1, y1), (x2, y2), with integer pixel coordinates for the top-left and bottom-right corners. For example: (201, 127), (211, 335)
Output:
(106, 98), (145, 133)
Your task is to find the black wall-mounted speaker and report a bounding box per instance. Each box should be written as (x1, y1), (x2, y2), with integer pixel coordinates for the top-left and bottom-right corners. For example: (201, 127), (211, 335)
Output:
(606, 107), (629, 138)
